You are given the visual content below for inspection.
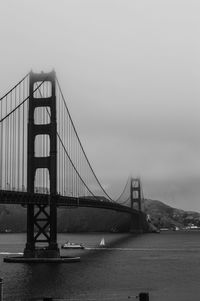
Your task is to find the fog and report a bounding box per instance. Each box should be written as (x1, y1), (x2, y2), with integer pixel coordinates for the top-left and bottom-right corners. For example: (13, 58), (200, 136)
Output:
(1, 0), (200, 210)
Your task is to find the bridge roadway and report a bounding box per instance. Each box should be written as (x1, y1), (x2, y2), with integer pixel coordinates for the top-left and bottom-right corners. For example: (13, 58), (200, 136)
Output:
(0, 189), (139, 215)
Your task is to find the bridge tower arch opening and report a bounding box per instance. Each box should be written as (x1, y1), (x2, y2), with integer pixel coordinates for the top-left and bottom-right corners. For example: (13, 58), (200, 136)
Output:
(24, 71), (60, 258)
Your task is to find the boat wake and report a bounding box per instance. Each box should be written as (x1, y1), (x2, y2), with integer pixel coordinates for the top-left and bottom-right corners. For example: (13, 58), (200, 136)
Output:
(84, 247), (200, 251)
(0, 252), (23, 255)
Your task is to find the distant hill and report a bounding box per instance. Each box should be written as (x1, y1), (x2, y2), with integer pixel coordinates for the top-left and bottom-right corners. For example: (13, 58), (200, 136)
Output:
(142, 199), (200, 229)
(0, 199), (199, 232)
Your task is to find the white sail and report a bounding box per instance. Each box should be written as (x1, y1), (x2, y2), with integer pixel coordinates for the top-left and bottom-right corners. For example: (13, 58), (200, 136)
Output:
(100, 238), (105, 246)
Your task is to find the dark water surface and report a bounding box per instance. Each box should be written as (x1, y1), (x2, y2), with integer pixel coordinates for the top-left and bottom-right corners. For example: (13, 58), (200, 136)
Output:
(0, 231), (200, 300)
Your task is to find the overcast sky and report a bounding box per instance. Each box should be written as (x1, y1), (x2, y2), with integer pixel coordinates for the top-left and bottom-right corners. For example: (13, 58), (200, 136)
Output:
(1, 0), (200, 211)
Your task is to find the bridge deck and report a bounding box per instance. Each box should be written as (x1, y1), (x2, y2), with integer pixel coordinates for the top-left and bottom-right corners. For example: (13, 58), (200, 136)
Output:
(0, 190), (140, 215)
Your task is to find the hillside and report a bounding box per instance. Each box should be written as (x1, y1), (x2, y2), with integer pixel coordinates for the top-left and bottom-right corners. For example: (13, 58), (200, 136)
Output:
(142, 199), (200, 229)
(0, 199), (199, 232)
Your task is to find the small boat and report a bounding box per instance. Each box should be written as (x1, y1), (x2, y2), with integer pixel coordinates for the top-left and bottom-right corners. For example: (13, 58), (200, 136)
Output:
(99, 237), (105, 247)
(61, 241), (84, 249)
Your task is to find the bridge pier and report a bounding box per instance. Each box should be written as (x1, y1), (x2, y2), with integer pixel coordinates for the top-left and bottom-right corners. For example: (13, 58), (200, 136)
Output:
(130, 212), (143, 233)
(23, 202), (60, 259)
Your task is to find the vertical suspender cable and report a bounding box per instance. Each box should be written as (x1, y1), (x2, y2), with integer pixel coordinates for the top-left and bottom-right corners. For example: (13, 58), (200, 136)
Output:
(5, 96), (8, 189)
(0, 98), (1, 187)
(17, 85), (19, 189)
(22, 80), (25, 190)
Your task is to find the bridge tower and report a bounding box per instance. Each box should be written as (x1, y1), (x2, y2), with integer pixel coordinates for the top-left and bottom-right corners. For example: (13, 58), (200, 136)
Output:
(130, 178), (142, 211)
(130, 178), (142, 233)
(24, 71), (60, 258)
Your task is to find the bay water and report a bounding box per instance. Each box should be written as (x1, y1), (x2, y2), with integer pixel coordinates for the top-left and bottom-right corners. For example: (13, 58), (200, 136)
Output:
(0, 231), (200, 300)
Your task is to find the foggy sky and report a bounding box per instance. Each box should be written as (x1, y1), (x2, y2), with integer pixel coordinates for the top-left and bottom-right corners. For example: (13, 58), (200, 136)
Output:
(1, 0), (200, 211)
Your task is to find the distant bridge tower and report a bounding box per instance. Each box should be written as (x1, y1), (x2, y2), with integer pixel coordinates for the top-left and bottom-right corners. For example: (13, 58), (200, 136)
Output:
(24, 71), (59, 258)
(130, 178), (142, 211)
(130, 178), (142, 232)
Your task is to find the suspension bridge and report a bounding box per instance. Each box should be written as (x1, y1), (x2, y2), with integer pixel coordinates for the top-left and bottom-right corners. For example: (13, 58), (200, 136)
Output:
(0, 70), (149, 261)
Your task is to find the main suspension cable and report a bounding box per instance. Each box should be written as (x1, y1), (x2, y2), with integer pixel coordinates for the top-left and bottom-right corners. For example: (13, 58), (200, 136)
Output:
(56, 77), (114, 202)
(0, 79), (47, 123)
(35, 84), (99, 199)
(115, 177), (130, 202)
(0, 72), (29, 102)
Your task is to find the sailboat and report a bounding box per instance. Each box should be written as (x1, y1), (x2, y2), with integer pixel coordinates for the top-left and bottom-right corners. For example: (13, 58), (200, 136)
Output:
(99, 237), (105, 247)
